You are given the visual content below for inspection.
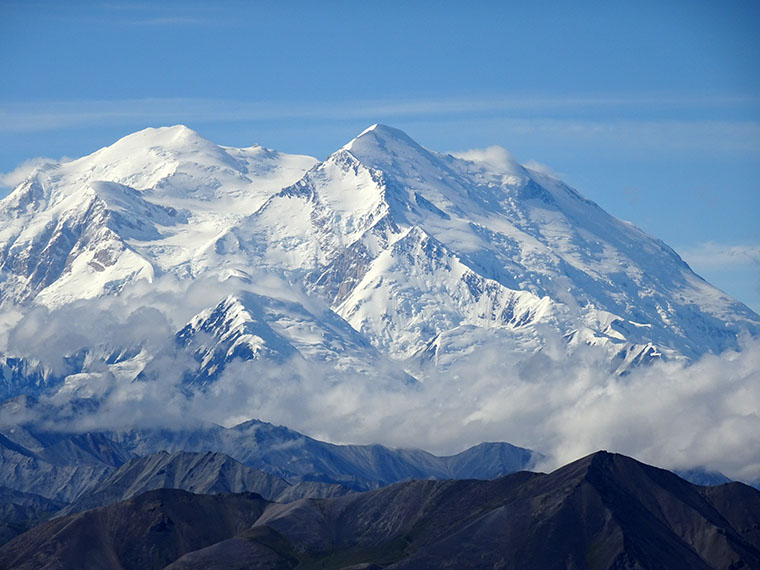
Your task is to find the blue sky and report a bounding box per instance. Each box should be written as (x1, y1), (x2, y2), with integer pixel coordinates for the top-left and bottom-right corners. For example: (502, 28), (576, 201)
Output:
(1, 0), (759, 312)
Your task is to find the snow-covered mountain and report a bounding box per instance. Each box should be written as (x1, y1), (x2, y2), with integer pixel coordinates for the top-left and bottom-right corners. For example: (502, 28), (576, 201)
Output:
(175, 290), (412, 388)
(0, 126), (316, 306)
(1, 124), (758, 392)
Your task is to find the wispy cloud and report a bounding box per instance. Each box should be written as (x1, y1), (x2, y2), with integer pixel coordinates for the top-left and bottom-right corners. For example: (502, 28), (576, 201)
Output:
(679, 242), (760, 270)
(451, 146), (520, 171)
(0, 156), (61, 189)
(126, 16), (207, 26)
(2, 96), (758, 155)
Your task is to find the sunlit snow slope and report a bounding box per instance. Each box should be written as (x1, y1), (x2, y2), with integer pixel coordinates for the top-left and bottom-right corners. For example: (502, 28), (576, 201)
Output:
(0, 124), (758, 387)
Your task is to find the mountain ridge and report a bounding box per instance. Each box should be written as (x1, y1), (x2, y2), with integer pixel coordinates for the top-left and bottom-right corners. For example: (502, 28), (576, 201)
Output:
(0, 399), (540, 499)
(2, 450), (758, 570)
(2, 124), (757, 367)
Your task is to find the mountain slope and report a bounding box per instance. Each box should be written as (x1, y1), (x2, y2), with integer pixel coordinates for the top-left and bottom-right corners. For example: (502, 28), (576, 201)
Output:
(170, 452), (760, 570)
(0, 424), (133, 502)
(109, 418), (540, 490)
(0, 487), (65, 546)
(57, 450), (351, 517)
(0, 489), (272, 570)
(320, 125), (759, 362)
(4, 452), (759, 570)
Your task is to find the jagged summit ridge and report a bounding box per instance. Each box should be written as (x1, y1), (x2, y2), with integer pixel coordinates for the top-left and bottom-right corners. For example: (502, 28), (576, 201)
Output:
(0, 124), (758, 389)
(175, 289), (408, 387)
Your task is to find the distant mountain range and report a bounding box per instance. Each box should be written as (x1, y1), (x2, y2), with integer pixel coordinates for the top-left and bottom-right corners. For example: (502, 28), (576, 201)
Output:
(0, 400), (539, 545)
(0, 405), (538, 495)
(1, 451), (758, 570)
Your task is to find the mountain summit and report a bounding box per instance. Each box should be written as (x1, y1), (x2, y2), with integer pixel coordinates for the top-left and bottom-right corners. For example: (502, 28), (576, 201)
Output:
(0, 124), (757, 392)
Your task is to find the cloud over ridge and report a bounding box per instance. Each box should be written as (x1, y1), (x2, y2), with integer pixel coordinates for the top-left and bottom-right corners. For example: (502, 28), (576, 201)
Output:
(2, 277), (758, 483)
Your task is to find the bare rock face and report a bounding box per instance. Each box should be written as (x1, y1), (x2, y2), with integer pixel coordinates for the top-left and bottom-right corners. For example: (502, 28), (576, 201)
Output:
(0, 425), (132, 503)
(57, 450), (352, 517)
(0, 489), (271, 570)
(3, 452), (759, 570)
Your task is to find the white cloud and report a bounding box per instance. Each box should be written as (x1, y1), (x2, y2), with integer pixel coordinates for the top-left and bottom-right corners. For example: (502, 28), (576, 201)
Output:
(679, 242), (760, 270)
(0, 157), (58, 189)
(444, 148), (562, 183)
(170, 335), (760, 482)
(2, 275), (759, 483)
(451, 146), (520, 172)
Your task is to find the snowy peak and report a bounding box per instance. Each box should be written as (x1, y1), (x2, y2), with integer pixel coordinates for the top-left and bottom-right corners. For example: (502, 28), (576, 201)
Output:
(343, 123), (429, 160)
(339, 125), (468, 216)
(67, 125), (237, 194)
(1, 176), (51, 216)
(341, 124), (450, 193)
(337, 125), (539, 229)
(90, 124), (236, 169)
(177, 293), (302, 384)
(175, 291), (412, 387)
(0, 125), (319, 306)
(102, 125), (216, 155)
(17, 124), (316, 209)
(1, 123), (758, 386)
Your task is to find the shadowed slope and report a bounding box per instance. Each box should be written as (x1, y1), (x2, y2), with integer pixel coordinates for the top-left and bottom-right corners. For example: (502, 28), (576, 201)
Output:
(6, 452), (758, 569)
(0, 489), (270, 570)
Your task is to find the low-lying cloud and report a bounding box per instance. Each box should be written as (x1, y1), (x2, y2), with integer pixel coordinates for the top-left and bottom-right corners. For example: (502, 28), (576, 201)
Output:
(1, 279), (759, 483)
(173, 335), (760, 482)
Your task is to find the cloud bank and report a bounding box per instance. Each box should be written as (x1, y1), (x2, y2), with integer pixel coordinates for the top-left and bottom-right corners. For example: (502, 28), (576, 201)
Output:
(1, 279), (759, 483)
(174, 335), (760, 482)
